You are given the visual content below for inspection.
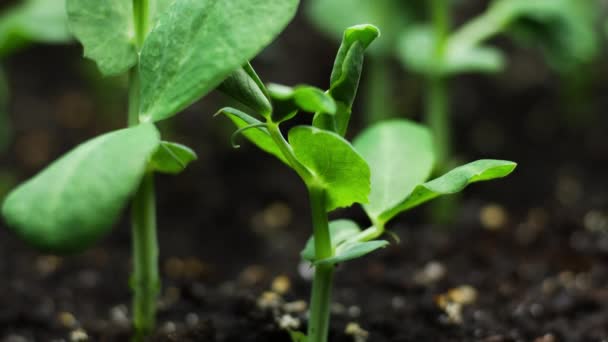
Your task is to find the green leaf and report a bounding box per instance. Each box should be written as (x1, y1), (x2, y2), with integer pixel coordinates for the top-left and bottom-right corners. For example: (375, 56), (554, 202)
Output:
(288, 330), (308, 342)
(306, 0), (421, 56)
(139, 0), (299, 123)
(445, 44), (505, 75)
(149, 141), (197, 174)
(66, 0), (137, 76)
(314, 24), (379, 136)
(216, 107), (287, 165)
(2, 124), (161, 253)
(353, 119), (434, 223)
(379, 159), (517, 223)
(301, 219), (361, 262)
(218, 63), (272, 117)
(315, 240), (388, 266)
(0, 0), (71, 57)
(268, 84), (336, 123)
(289, 126), (370, 211)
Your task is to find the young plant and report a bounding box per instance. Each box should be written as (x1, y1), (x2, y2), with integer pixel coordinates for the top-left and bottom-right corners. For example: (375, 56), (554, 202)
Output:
(1, 0), (298, 339)
(308, 0), (599, 170)
(217, 24), (516, 342)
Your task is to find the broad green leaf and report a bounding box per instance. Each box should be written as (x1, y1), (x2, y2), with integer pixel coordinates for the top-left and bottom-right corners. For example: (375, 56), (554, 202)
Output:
(150, 0), (175, 24)
(219, 64), (272, 117)
(66, 0), (136, 76)
(268, 83), (336, 123)
(139, 0), (299, 122)
(149, 141), (197, 174)
(2, 124), (161, 253)
(307, 0), (422, 56)
(353, 119), (434, 223)
(289, 126), (370, 211)
(445, 44), (505, 75)
(313, 24), (379, 136)
(379, 159), (517, 223)
(216, 107), (288, 165)
(0, 0), (71, 57)
(301, 219), (361, 262)
(315, 240), (388, 266)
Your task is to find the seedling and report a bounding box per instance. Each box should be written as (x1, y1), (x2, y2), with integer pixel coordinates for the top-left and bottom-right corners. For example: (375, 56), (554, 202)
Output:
(308, 0), (599, 170)
(1, 0), (298, 339)
(218, 24), (516, 342)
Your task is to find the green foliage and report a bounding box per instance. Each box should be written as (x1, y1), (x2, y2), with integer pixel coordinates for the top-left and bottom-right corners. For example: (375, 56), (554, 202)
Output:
(219, 63), (272, 117)
(302, 219), (388, 265)
(149, 141), (197, 175)
(138, 0), (299, 123)
(66, 0), (137, 76)
(268, 83), (336, 123)
(0, 0), (71, 58)
(353, 119), (434, 222)
(289, 126), (370, 211)
(313, 24), (379, 136)
(2, 124), (160, 253)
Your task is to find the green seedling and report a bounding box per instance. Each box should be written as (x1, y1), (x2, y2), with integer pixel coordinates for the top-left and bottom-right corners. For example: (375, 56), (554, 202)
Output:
(1, 0), (298, 339)
(218, 24), (516, 342)
(308, 0), (599, 170)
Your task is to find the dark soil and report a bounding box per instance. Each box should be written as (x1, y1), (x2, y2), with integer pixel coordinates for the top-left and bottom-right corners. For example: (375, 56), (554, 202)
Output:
(1, 7), (608, 342)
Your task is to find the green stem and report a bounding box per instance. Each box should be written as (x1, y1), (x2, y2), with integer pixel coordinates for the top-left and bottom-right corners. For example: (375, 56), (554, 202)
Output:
(130, 1), (158, 340)
(426, 0), (450, 171)
(365, 56), (394, 124)
(266, 122), (313, 182)
(306, 186), (334, 342)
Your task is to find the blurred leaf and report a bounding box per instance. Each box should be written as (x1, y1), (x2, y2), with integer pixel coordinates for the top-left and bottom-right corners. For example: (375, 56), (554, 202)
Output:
(216, 107), (288, 165)
(2, 124), (160, 253)
(353, 119), (435, 223)
(268, 83), (336, 123)
(289, 126), (370, 212)
(307, 0), (422, 56)
(288, 331), (308, 342)
(149, 141), (197, 174)
(139, 0), (299, 123)
(380, 159), (517, 223)
(315, 240), (388, 266)
(301, 219), (361, 262)
(66, 0), (137, 76)
(0, 0), (71, 58)
(313, 24), (379, 136)
(219, 63), (272, 117)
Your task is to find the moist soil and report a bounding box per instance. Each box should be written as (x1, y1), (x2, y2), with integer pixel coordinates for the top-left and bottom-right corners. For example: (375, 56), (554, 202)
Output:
(1, 11), (608, 342)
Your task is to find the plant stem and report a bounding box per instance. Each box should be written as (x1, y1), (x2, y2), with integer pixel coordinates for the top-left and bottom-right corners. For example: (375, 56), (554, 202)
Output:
(306, 186), (334, 342)
(365, 56), (394, 124)
(130, 1), (158, 340)
(427, 0), (450, 171)
(266, 122), (313, 182)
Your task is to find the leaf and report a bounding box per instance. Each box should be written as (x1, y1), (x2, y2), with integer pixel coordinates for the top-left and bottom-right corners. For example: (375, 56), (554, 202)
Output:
(301, 219), (361, 262)
(149, 141), (197, 174)
(288, 330), (308, 342)
(216, 107), (288, 165)
(315, 240), (388, 266)
(268, 83), (336, 123)
(306, 0), (422, 56)
(379, 159), (517, 223)
(2, 124), (161, 253)
(289, 126), (370, 212)
(66, 0), (137, 76)
(139, 0), (299, 123)
(313, 24), (379, 136)
(397, 25), (435, 75)
(218, 63), (272, 117)
(353, 119), (434, 223)
(0, 0), (71, 57)
(445, 44), (505, 75)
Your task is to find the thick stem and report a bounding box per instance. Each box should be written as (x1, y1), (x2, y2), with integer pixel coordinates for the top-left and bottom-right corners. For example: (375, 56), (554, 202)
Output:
(306, 186), (334, 342)
(364, 56), (394, 124)
(129, 1), (158, 339)
(130, 173), (159, 340)
(427, 0), (450, 171)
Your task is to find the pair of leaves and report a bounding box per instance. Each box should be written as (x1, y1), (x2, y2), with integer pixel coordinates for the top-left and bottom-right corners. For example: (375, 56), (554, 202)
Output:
(267, 83), (336, 123)
(352, 119), (517, 225)
(1, 124), (196, 253)
(0, 0), (72, 58)
(67, 0), (299, 122)
(301, 220), (388, 266)
(218, 108), (370, 212)
(313, 24), (379, 136)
